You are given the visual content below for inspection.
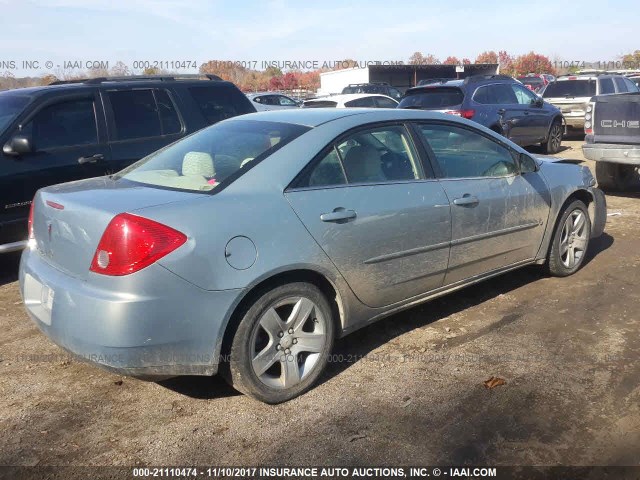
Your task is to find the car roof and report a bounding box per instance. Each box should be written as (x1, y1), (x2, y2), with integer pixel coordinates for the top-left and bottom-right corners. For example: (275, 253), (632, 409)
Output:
(227, 107), (465, 127)
(246, 92), (292, 98)
(1, 78), (237, 97)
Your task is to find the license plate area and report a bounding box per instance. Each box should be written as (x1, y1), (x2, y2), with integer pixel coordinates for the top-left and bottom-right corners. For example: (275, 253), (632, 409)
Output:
(23, 273), (55, 326)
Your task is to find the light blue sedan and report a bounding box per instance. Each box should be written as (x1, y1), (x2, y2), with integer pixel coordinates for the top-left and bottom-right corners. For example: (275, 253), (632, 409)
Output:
(19, 109), (606, 403)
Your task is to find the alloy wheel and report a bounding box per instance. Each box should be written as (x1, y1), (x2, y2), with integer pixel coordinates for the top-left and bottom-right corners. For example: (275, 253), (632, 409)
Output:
(559, 209), (588, 268)
(250, 296), (327, 390)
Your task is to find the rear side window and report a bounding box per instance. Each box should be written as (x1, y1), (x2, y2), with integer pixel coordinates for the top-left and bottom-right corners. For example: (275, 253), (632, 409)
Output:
(398, 88), (464, 108)
(543, 80), (596, 98)
(108, 89), (182, 140)
(599, 78), (615, 95)
(188, 86), (254, 125)
(23, 98), (97, 150)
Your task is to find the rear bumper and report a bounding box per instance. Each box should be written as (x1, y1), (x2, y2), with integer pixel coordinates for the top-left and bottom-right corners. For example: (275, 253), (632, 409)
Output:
(588, 186), (607, 238)
(19, 247), (243, 378)
(564, 117), (585, 128)
(582, 143), (640, 165)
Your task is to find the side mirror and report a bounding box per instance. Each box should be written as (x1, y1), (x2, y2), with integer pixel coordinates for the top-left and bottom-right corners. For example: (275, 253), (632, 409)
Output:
(519, 152), (539, 173)
(532, 97), (544, 108)
(3, 135), (33, 156)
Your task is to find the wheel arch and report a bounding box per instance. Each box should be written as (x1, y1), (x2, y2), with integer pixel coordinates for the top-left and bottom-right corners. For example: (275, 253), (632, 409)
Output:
(544, 188), (594, 260)
(217, 267), (346, 364)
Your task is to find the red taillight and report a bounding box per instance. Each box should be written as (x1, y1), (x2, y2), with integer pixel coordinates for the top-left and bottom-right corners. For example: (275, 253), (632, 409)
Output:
(27, 201), (35, 240)
(90, 213), (187, 276)
(444, 109), (475, 119)
(585, 128), (593, 134)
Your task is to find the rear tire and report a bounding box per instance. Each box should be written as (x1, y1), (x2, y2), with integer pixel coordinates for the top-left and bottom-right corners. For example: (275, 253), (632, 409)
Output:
(547, 200), (591, 277)
(542, 120), (563, 154)
(595, 162), (640, 191)
(226, 282), (334, 404)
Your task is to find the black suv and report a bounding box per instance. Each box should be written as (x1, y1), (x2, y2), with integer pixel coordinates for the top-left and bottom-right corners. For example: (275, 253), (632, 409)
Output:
(0, 75), (255, 253)
(398, 75), (564, 154)
(341, 83), (403, 101)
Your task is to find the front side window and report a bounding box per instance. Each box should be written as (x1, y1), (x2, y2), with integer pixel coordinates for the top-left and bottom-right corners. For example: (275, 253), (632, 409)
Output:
(512, 84), (538, 105)
(345, 96), (376, 107)
(418, 124), (517, 178)
(614, 77), (627, 93)
(299, 125), (422, 187)
(374, 97), (399, 108)
(490, 84), (518, 105)
(278, 96), (297, 106)
(117, 120), (308, 192)
(0, 93), (31, 136)
(23, 98), (97, 150)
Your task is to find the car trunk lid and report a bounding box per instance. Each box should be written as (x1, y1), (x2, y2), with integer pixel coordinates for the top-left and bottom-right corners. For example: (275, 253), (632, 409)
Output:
(32, 176), (206, 279)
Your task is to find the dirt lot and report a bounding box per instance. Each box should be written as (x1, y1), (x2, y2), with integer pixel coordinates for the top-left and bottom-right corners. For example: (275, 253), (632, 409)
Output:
(1, 137), (639, 468)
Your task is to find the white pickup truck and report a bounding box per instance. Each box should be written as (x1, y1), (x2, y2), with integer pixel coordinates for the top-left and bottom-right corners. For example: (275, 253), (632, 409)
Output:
(583, 92), (640, 190)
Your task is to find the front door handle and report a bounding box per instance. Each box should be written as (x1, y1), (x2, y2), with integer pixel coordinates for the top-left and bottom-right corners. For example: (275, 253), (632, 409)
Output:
(497, 108), (506, 115)
(78, 154), (104, 164)
(320, 208), (357, 223)
(453, 195), (479, 207)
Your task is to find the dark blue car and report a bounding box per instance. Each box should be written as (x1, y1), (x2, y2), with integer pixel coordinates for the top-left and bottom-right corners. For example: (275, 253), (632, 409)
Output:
(398, 75), (564, 154)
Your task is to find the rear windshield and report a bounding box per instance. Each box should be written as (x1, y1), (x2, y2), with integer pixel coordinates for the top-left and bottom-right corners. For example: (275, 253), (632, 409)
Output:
(116, 120), (309, 192)
(398, 88), (464, 109)
(0, 93), (31, 135)
(303, 100), (337, 108)
(543, 80), (596, 98)
(188, 85), (255, 125)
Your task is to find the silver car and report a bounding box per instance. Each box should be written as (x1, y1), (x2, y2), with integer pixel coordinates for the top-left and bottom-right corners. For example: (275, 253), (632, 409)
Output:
(19, 109), (606, 403)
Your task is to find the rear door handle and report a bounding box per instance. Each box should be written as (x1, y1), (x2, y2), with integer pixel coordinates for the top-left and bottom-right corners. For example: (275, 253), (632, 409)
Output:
(453, 195), (479, 207)
(497, 109), (506, 115)
(78, 154), (104, 164)
(320, 208), (357, 223)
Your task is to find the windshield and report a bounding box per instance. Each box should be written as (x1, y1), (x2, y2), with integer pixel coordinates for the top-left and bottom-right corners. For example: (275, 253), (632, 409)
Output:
(398, 88), (464, 109)
(0, 93), (31, 135)
(543, 80), (596, 98)
(518, 77), (544, 86)
(116, 120), (309, 192)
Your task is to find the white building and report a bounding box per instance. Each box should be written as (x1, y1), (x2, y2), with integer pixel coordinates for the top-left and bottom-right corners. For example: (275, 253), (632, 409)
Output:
(319, 64), (499, 96)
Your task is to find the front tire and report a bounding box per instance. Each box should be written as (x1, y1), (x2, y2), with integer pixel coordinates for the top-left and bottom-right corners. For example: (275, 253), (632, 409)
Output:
(547, 200), (591, 277)
(227, 282), (335, 403)
(542, 120), (563, 154)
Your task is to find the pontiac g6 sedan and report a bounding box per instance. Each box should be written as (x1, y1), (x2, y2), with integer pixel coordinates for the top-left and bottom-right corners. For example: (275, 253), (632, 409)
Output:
(20, 109), (606, 403)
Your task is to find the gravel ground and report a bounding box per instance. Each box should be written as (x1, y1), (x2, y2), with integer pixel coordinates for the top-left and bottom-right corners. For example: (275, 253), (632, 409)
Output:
(0, 138), (639, 469)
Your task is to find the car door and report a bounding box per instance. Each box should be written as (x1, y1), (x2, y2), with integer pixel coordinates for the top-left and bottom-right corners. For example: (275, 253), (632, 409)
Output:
(0, 93), (110, 243)
(285, 123), (452, 308)
(489, 84), (533, 145)
(103, 88), (185, 172)
(414, 121), (550, 285)
(511, 83), (548, 142)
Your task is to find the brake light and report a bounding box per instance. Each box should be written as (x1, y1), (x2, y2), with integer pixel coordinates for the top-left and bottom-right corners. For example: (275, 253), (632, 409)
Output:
(27, 200), (35, 240)
(90, 213), (187, 276)
(444, 109), (475, 119)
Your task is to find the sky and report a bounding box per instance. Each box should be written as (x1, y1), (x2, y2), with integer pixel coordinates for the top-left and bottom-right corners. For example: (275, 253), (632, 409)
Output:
(0, 0), (638, 76)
